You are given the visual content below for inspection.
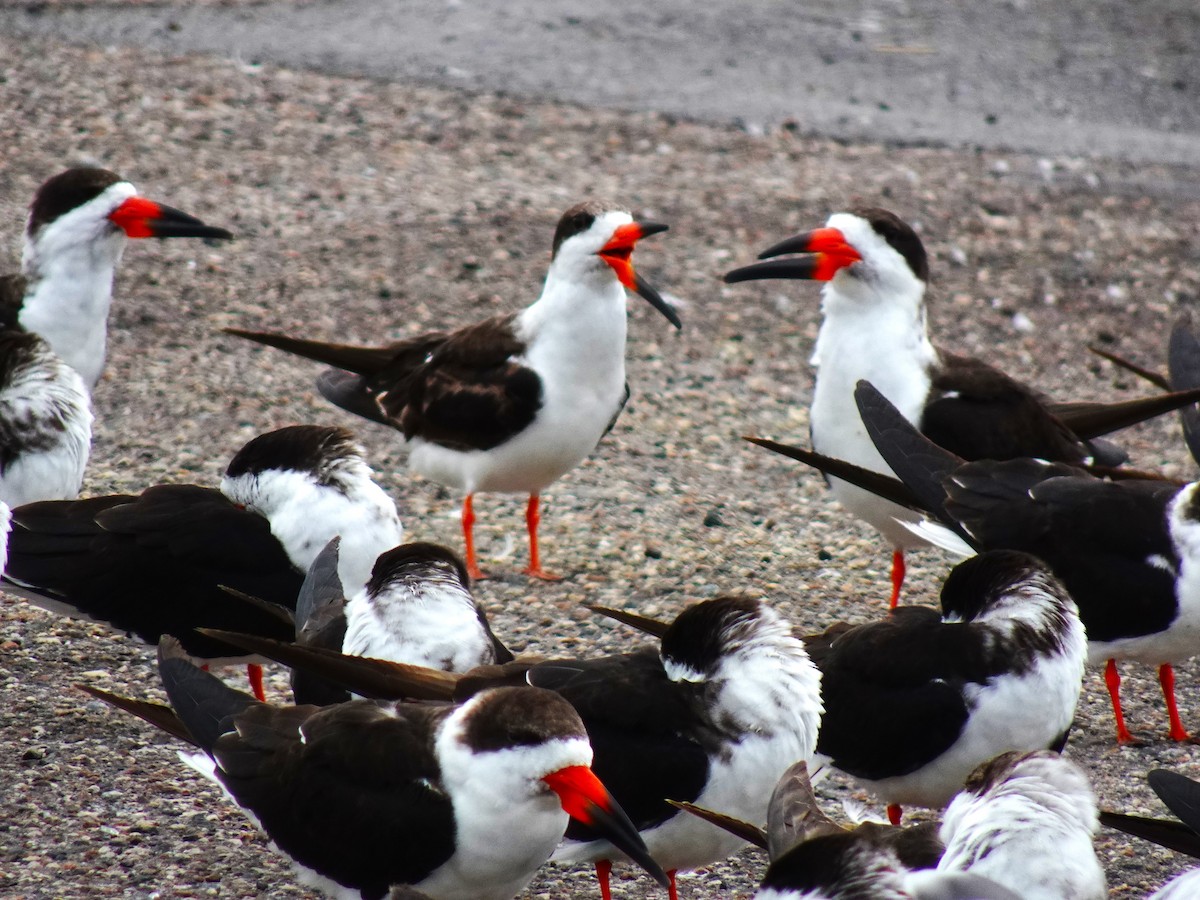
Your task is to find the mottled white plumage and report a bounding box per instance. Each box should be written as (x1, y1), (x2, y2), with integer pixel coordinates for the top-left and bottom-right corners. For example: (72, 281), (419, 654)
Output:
(937, 751), (1105, 900)
(222, 452), (402, 597)
(341, 545), (496, 673)
(554, 601), (824, 874)
(853, 571), (1087, 808)
(0, 335), (92, 506)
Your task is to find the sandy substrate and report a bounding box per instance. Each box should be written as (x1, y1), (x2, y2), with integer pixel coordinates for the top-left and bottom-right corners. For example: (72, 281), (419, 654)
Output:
(1, 31), (1199, 899)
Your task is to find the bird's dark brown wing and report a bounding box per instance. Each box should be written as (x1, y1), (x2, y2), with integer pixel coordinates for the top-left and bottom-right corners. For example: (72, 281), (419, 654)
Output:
(942, 461), (1182, 642)
(923, 351), (1089, 464)
(384, 314), (543, 452)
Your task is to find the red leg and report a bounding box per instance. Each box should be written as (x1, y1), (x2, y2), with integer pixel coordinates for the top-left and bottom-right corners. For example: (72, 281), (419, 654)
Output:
(596, 859), (612, 900)
(1159, 663), (1191, 741)
(668, 869), (678, 900)
(461, 494), (487, 581)
(1105, 658), (1136, 744)
(888, 549), (906, 610)
(247, 664), (266, 702)
(886, 803), (902, 826)
(523, 494), (561, 581)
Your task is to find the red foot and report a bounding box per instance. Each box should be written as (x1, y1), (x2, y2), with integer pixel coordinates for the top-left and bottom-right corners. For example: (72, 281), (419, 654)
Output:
(247, 663), (266, 702)
(886, 803), (903, 826)
(596, 859), (612, 900)
(1105, 659), (1137, 745)
(888, 549), (906, 610)
(523, 564), (563, 582)
(668, 869), (678, 900)
(1160, 663), (1192, 742)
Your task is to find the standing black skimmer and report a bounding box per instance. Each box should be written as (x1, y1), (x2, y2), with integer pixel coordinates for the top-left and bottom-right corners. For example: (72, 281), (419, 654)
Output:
(724, 207), (1200, 608)
(5, 167), (232, 390)
(206, 595), (824, 900)
(108, 636), (669, 900)
(805, 550), (1086, 825)
(0, 169), (227, 505)
(824, 379), (1200, 744)
(2, 425), (402, 700)
(225, 200), (679, 581)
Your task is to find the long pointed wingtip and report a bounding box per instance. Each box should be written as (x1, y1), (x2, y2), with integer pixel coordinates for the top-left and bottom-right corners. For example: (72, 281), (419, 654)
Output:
(665, 799), (767, 849)
(586, 605), (671, 638)
(77, 683), (199, 746)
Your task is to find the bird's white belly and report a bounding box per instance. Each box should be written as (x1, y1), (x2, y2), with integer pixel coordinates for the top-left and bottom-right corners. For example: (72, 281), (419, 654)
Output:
(811, 348), (931, 548)
(0, 442), (88, 507)
(408, 381), (622, 495)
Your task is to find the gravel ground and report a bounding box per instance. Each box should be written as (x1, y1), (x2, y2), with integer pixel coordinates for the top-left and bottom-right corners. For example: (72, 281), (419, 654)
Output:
(2, 31), (1200, 900)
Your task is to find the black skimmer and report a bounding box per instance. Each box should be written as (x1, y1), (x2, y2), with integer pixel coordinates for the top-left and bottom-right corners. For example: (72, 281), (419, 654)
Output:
(805, 550), (1086, 824)
(6, 167), (232, 390)
(2, 424), (401, 700)
(97, 636), (669, 900)
(836, 379), (1200, 744)
(934, 750), (1105, 899)
(203, 595), (824, 900)
(751, 752), (1100, 899)
(723, 207), (1200, 608)
(679, 752), (1103, 899)
(225, 200), (679, 581)
(677, 761), (1016, 899)
(274, 537), (513, 705)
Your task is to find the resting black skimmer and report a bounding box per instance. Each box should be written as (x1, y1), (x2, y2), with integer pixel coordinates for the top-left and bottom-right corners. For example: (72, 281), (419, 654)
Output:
(4, 167), (232, 390)
(204, 595), (824, 900)
(750, 752), (1099, 899)
(805, 550), (1086, 825)
(278, 538), (512, 706)
(934, 750), (1105, 899)
(2, 425), (401, 700)
(116, 637), (669, 900)
(724, 207), (1200, 608)
(225, 200), (679, 581)
(829, 380), (1200, 744)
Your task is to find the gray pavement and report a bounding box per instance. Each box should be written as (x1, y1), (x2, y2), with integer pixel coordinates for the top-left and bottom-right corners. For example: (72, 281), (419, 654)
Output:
(3, 0), (1199, 165)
